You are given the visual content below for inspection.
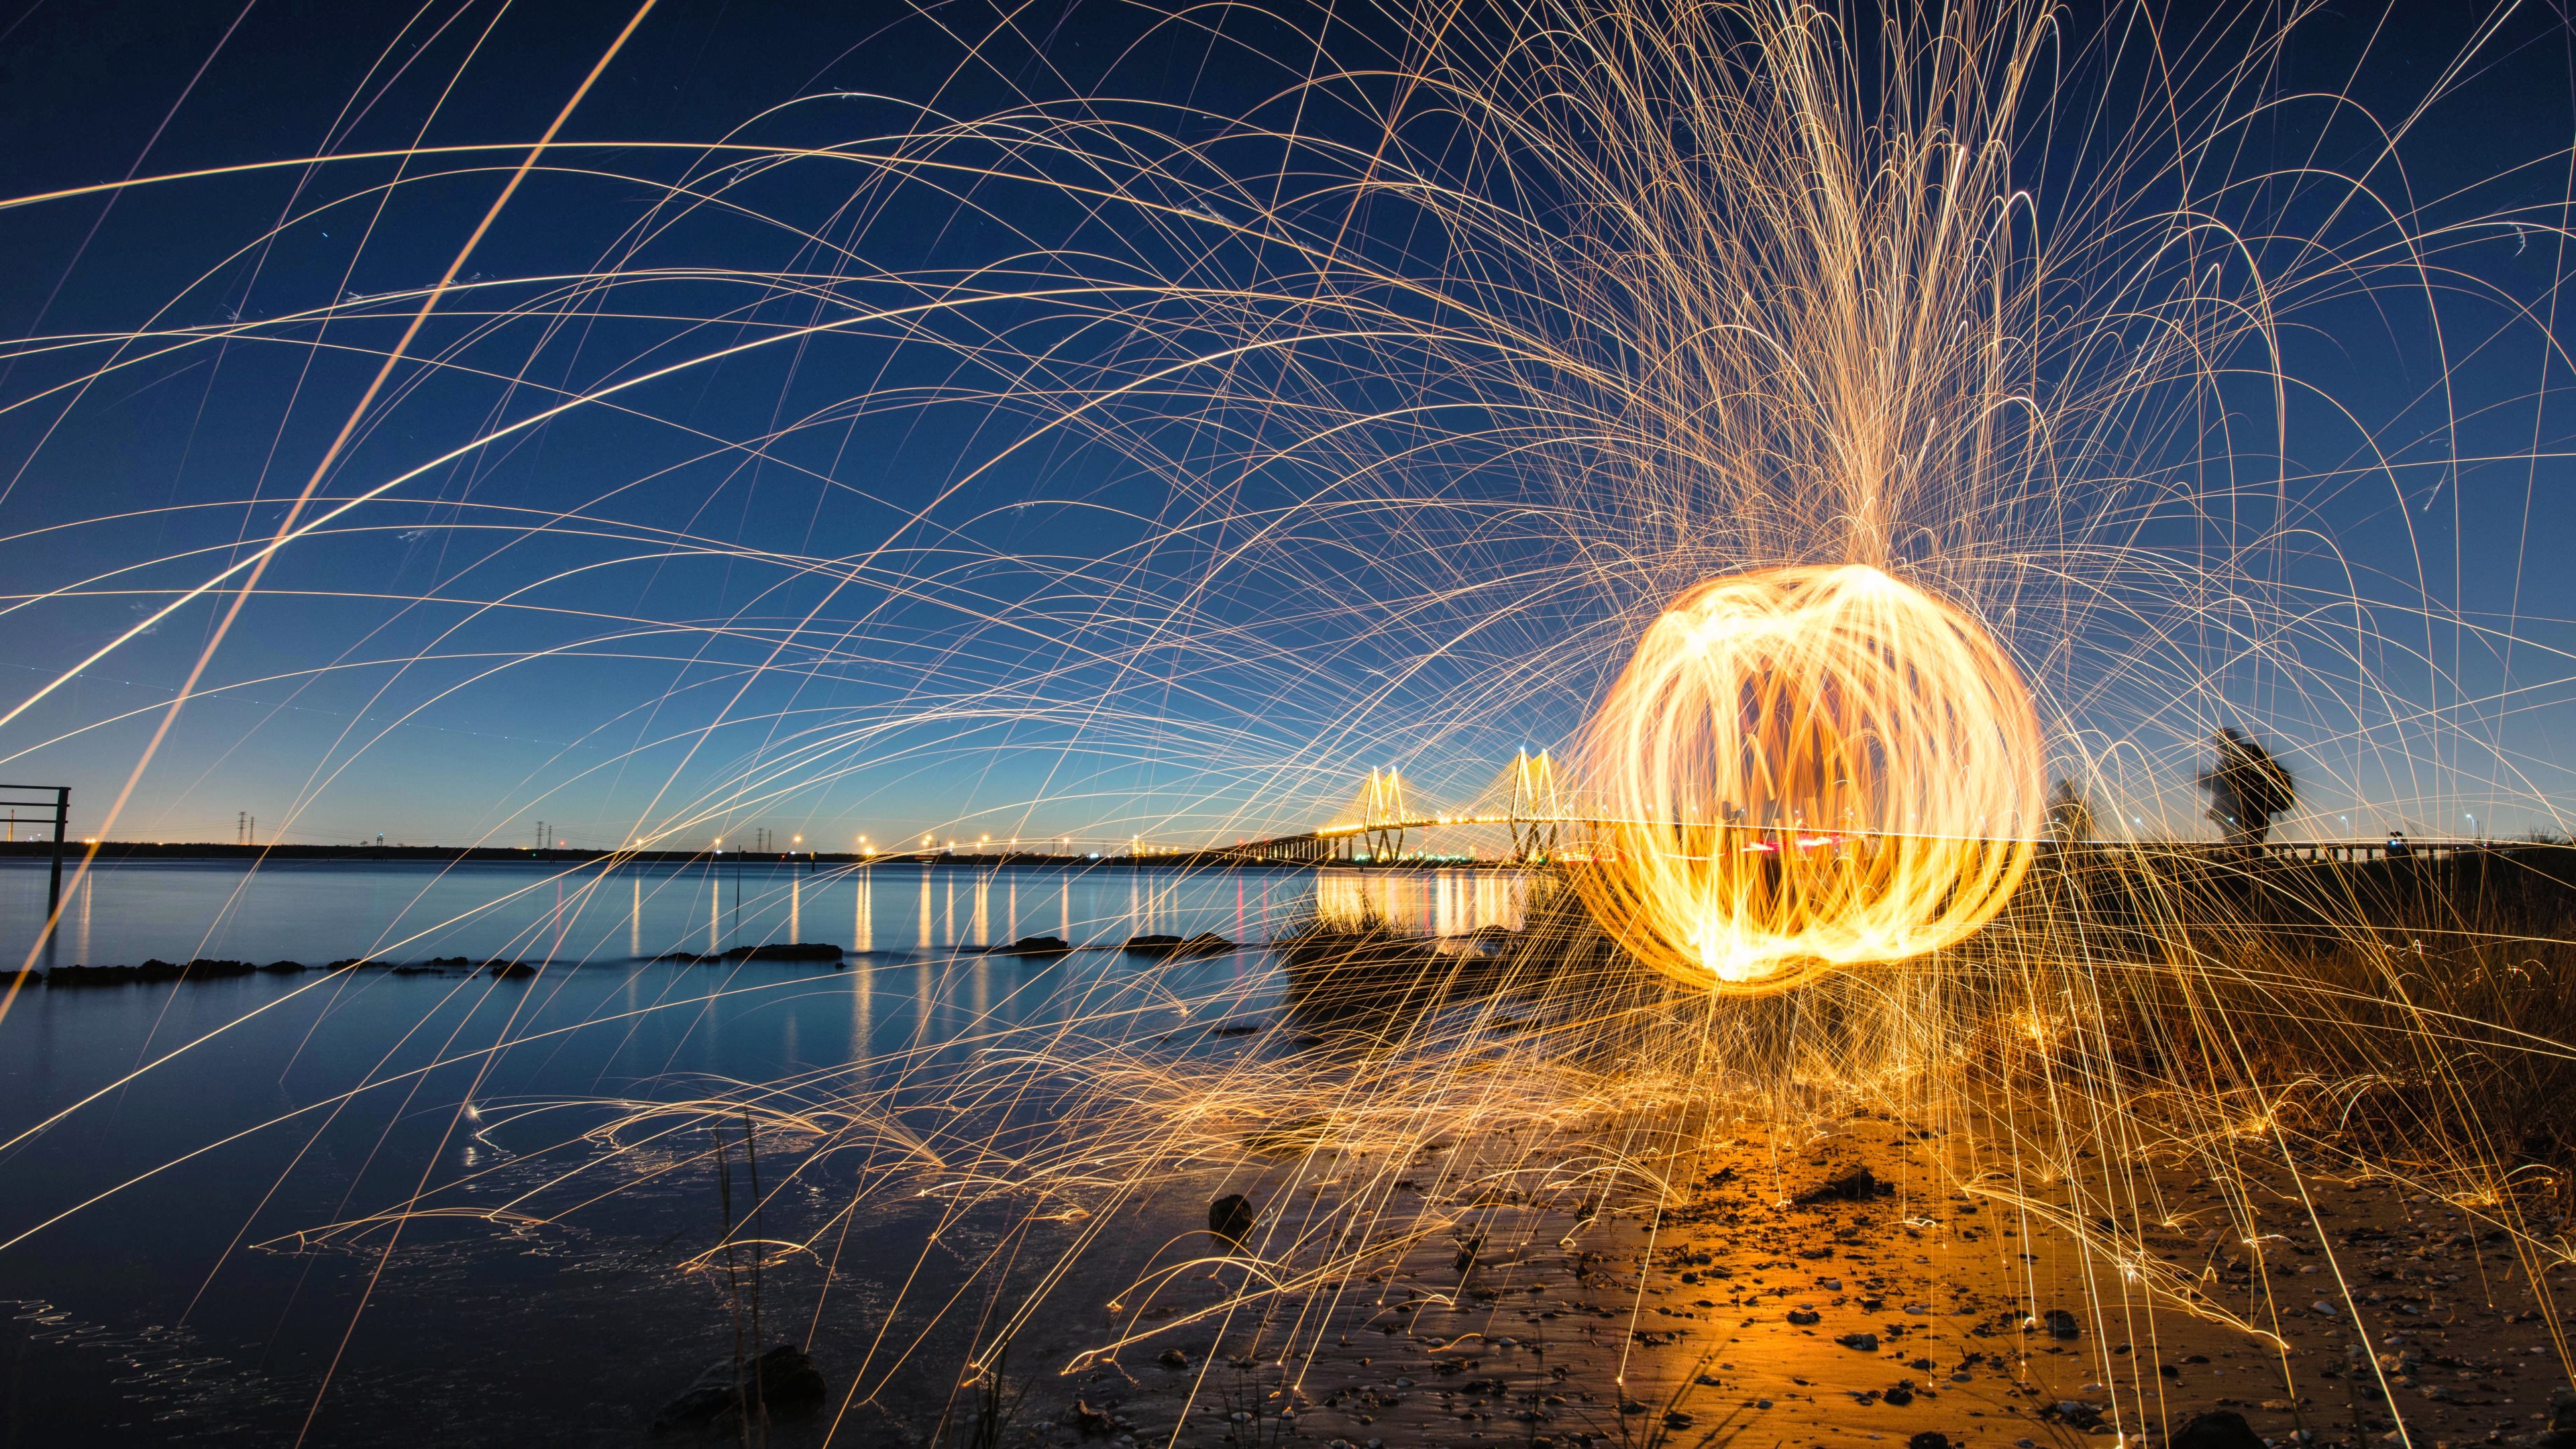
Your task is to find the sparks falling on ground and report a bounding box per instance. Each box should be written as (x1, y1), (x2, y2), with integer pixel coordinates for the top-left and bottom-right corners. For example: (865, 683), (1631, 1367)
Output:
(1, 1), (2575, 1445)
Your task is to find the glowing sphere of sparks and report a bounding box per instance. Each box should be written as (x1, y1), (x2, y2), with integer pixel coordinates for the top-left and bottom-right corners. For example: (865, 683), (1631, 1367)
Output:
(1571, 565), (2043, 993)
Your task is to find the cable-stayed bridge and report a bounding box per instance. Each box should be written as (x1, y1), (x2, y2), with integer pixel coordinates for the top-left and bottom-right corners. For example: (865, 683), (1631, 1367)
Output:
(1222, 751), (1570, 864)
(1203, 751), (2481, 869)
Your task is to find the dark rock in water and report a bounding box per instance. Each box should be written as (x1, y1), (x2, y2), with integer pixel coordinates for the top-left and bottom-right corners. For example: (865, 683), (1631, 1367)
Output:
(427, 956), (470, 966)
(1208, 1193), (1255, 1244)
(1124, 931), (1233, 959)
(1882, 1381), (1916, 1407)
(720, 942), (842, 963)
(259, 960), (307, 973)
(1796, 1167), (1894, 1203)
(1072, 1400), (1116, 1436)
(43, 958), (249, 985)
(2043, 1307), (2080, 1338)
(485, 961), (537, 979)
(2168, 1409), (2263, 1449)
(651, 1344), (826, 1434)
(1785, 1309), (1821, 1326)
(1909, 1434), (1951, 1449)
(326, 958), (393, 971)
(1156, 1347), (1189, 1369)
(1836, 1333), (1879, 1352)
(655, 943), (841, 965)
(1205, 1020), (1264, 1036)
(989, 935), (1071, 957)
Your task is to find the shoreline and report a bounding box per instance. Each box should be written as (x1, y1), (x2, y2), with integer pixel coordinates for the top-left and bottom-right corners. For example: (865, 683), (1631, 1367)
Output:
(1004, 1116), (2572, 1449)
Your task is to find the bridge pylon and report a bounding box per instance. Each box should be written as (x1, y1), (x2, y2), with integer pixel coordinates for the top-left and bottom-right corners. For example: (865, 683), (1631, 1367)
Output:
(1503, 749), (1563, 863)
(1357, 767), (1408, 861)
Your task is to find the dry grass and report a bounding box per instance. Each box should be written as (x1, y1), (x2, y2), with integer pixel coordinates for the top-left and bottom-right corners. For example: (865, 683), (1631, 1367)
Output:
(2033, 845), (2576, 1204)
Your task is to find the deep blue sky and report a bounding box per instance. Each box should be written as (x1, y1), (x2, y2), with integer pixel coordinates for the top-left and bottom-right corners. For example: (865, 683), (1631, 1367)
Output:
(1, 0), (2573, 849)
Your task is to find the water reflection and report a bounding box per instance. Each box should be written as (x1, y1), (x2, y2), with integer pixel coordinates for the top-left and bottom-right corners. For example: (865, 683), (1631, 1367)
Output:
(0, 859), (1533, 968)
(0, 859), (1546, 1446)
(1313, 869), (1525, 934)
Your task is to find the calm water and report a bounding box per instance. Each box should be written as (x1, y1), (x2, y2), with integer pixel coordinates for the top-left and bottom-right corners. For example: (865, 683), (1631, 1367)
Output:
(0, 859), (1526, 1445)
(1, 855), (1527, 968)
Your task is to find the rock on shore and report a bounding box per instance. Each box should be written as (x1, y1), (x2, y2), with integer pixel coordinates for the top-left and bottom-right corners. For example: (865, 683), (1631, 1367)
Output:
(651, 1344), (826, 1433)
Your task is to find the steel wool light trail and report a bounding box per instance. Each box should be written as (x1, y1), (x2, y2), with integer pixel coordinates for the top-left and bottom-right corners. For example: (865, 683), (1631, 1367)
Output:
(1574, 564), (2041, 991)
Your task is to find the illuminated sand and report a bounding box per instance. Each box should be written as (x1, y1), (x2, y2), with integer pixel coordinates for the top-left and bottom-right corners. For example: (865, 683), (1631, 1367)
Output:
(1573, 567), (2043, 995)
(1005, 1116), (2567, 1449)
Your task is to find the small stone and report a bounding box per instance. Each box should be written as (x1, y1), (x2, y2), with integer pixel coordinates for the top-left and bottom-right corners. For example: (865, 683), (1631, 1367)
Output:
(2170, 1409), (2266, 1449)
(1839, 1333), (1881, 1351)
(1157, 1348), (1189, 1369)
(1911, 1434), (1953, 1449)
(1788, 1310), (1822, 1326)
(651, 1344), (827, 1432)
(1209, 1194), (1255, 1243)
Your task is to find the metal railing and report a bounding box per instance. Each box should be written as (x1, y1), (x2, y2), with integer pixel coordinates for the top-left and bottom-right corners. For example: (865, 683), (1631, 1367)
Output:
(0, 784), (69, 928)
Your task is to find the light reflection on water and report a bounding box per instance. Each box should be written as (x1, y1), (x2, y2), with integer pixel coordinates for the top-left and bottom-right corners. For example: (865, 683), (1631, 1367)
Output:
(1, 858), (1528, 968)
(0, 859), (1533, 1444)
(1314, 867), (1528, 934)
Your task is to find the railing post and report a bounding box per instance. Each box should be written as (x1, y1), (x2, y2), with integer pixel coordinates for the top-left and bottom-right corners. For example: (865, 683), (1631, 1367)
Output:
(48, 786), (66, 922)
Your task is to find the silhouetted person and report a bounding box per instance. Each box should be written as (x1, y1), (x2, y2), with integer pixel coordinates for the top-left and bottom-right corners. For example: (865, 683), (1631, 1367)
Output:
(2045, 779), (2095, 843)
(2198, 728), (2294, 849)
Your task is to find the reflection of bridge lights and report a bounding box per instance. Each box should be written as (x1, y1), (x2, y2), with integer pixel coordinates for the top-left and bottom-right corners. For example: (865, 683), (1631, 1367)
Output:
(1571, 564), (2041, 993)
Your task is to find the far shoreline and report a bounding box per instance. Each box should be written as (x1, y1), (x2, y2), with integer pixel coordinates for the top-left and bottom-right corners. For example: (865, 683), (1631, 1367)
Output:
(0, 841), (1426, 871)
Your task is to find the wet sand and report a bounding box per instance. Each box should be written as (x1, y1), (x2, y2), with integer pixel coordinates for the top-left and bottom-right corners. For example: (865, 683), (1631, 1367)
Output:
(1012, 1116), (2571, 1449)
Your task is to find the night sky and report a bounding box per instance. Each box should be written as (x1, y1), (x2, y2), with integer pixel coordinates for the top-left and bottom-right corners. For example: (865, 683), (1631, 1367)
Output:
(2, 0), (2573, 850)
